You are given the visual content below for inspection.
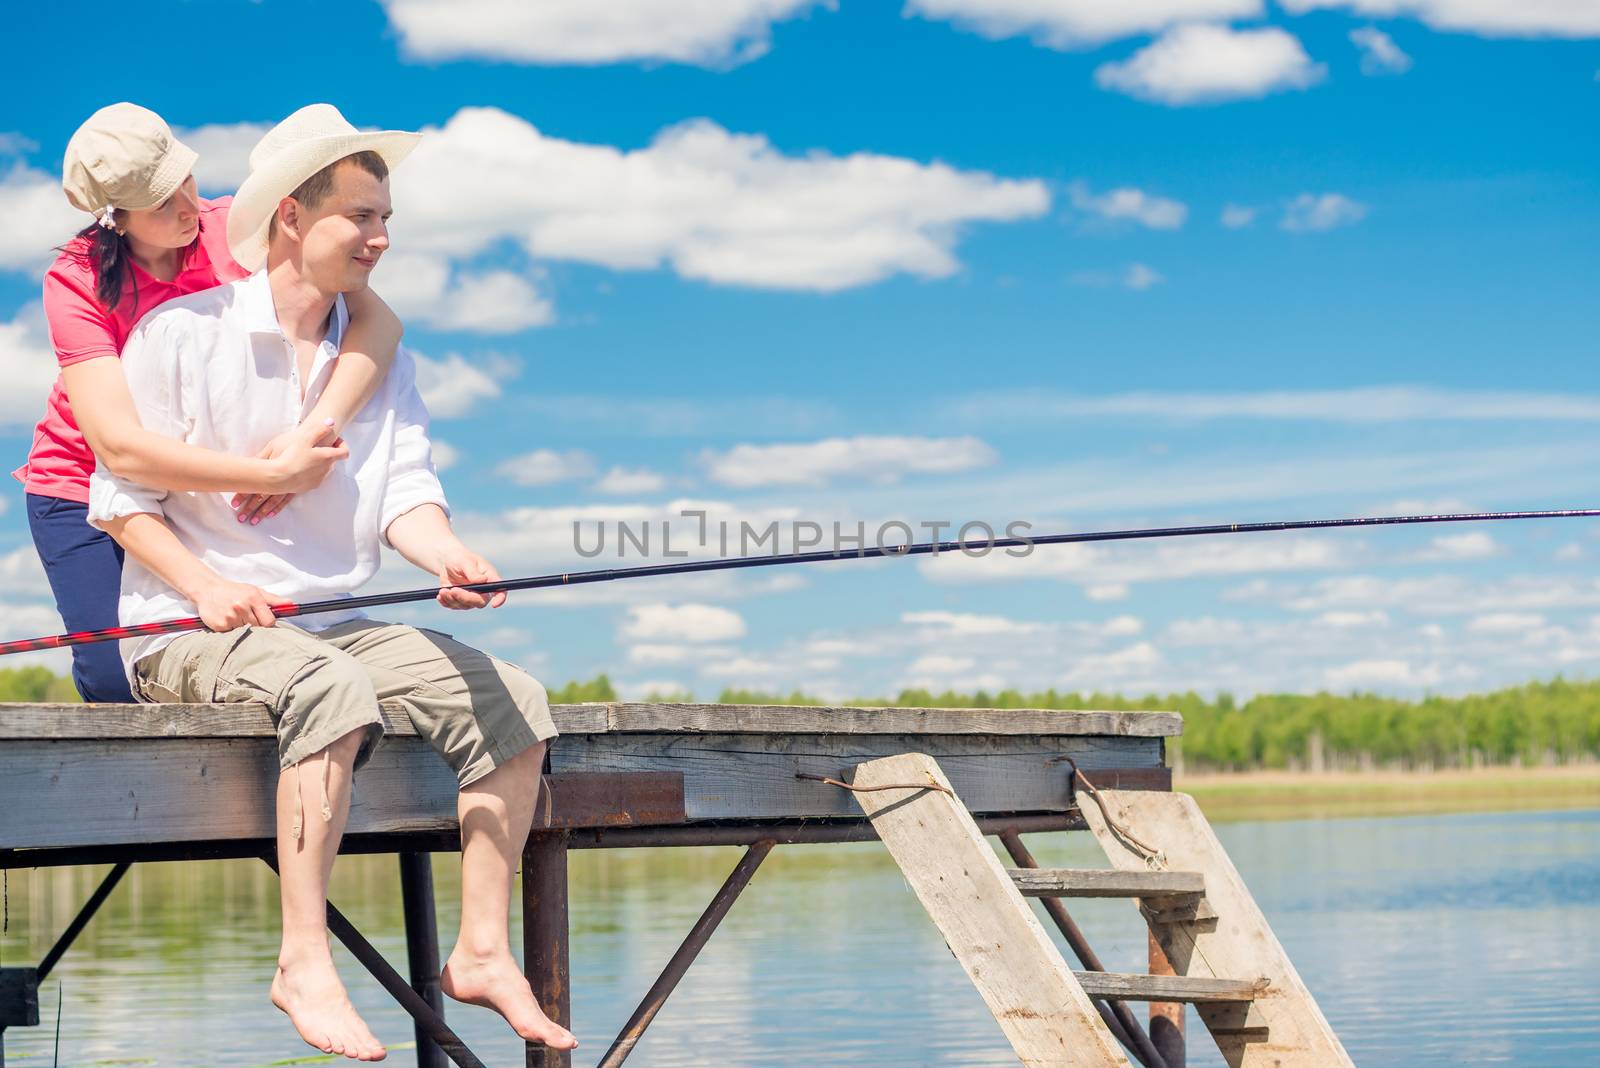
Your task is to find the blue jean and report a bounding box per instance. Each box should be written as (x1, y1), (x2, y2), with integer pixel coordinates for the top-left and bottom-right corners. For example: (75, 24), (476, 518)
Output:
(26, 492), (136, 703)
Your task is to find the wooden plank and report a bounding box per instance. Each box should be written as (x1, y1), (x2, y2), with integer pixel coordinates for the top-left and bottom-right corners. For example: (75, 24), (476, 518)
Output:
(0, 967), (40, 1027)
(849, 753), (1131, 1068)
(1080, 790), (1355, 1067)
(1009, 868), (1204, 898)
(0, 754), (679, 848)
(550, 733), (1163, 820)
(0, 702), (609, 739)
(0, 702), (1180, 739)
(1073, 972), (1264, 1004)
(602, 703), (1181, 737)
(0, 726), (1157, 846)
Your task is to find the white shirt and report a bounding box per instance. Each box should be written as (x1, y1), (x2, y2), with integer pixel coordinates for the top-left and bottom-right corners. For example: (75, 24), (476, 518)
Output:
(87, 269), (448, 678)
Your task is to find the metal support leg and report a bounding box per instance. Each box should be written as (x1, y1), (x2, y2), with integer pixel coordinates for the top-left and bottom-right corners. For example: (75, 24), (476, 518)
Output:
(523, 831), (571, 1068)
(998, 830), (1168, 1068)
(38, 862), (130, 982)
(1148, 931), (1186, 1068)
(597, 840), (774, 1068)
(400, 852), (448, 1068)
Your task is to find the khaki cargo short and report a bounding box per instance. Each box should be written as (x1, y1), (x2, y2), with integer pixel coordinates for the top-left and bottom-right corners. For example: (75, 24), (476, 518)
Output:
(132, 619), (558, 787)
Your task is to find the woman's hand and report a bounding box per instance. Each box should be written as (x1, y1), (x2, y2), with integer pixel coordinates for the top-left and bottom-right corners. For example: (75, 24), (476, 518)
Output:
(230, 419), (348, 524)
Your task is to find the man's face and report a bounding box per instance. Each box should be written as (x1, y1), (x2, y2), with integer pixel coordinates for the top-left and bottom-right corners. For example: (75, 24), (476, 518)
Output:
(296, 160), (392, 293)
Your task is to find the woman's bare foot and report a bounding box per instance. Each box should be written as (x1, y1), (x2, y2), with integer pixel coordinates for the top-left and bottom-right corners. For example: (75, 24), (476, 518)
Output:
(441, 947), (578, 1049)
(270, 953), (387, 1061)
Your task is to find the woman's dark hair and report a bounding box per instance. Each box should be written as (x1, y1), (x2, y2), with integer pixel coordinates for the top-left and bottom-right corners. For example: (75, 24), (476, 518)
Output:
(62, 214), (204, 317)
(71, 221), (135, 312)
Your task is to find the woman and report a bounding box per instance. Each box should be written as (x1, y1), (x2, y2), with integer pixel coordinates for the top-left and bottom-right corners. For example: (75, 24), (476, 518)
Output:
(14, 102), (402, 702)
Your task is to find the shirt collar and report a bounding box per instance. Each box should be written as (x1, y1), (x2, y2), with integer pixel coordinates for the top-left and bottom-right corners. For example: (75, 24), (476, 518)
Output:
(241, 269), (349, 346)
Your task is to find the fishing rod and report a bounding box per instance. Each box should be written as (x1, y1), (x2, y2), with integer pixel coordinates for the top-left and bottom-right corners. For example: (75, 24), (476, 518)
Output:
(3, 508), (1596, 657)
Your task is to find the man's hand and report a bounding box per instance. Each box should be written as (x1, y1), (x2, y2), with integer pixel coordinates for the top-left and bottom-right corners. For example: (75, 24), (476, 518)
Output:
(436, 544), (507, 610)
(230, 421), (349, 524)
(193, 576), (280, 631)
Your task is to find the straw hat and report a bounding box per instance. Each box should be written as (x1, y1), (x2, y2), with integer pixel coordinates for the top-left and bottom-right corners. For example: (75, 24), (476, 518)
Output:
(62, 103), (198, 226)
(226, 104), (421, 271)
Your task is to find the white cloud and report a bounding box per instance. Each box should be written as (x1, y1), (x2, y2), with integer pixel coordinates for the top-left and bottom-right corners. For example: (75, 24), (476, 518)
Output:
(905, 653), (977, 675)
(921, 534), (1352, 588)
(381, 0), (825, 66)
(1103, 614), (1144, 636)
(1058, 641), (1164, 688)
(377, 253), (554, 334)
(595, 467), (668, 495)
(1086, 583), (1129, 602)
(394, 108), (1049, 292)
(0, 165), (83, 273)
(176, 122), (272, 193)
(1555, 543), (1586, 562)
(517, 394), (837, 439)
(410, 350), (505, 417)
(623, 603), (748, 642)
(0, 133), (39, 157)
(1067, 181), (1187, 229)
(1124, 263), (1164, 290)
(700, 655), (785, 679)
(905, 0), (1263, 48)
(430, 440), (460, 471)
(0, 546), (51, 597)
(950, 386), (1600, 422)
(1281, 192), (1368, 232)
(1067, 263), (1167, 289)
(1419, 531), (1498, 561)
(1254, 574), (1600, 616)
(1317, 609), (1389, 627)
(1094, 25), (1325, 105)
(1220, 203), (1259, 228)
(493, 449), (596, 487)
(700, 434), (998, 488)
(0, 307), (63, 428)
(1349, 26), (1413, 73)
(1324, 657), (1442, 690)
(900, 610), (1047, 636)
(1468, 612), (1544, 634)
(1282, 0), (1600, 38)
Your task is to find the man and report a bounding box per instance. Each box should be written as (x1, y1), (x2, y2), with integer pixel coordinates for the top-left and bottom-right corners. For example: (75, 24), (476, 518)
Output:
(87, 105), (578, 1061)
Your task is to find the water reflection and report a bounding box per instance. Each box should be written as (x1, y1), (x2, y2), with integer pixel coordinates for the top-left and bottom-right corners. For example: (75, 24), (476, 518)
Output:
(2, 808), (1596, 1066)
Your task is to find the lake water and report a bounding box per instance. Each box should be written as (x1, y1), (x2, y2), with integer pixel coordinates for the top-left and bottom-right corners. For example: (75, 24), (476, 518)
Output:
(2, 806), (1596, 1067)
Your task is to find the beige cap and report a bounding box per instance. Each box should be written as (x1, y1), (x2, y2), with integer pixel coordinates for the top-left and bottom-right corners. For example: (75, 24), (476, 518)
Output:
(62, 103), (197, 220)
(227, 104), (421, 272)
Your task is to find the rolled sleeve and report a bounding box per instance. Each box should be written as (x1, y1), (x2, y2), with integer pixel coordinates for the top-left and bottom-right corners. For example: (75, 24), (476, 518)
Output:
(379, 348), (449, 547)
(85, 317), (189, 530)
(87, 470), (168, 528)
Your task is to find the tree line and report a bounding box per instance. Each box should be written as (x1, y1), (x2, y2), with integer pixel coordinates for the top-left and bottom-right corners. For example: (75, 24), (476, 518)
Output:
(11, 665), (1595, 771)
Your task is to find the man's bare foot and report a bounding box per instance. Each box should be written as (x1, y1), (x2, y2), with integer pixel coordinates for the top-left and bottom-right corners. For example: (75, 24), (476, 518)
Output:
(270, 953), (387, 1061)
(441, 947), (579, 1049)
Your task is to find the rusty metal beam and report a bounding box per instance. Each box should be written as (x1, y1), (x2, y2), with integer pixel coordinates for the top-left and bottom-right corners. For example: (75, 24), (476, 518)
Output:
(598, 840), (775, 1068)
(523, 831), (571, 1068)
(36, 861), (129, 982)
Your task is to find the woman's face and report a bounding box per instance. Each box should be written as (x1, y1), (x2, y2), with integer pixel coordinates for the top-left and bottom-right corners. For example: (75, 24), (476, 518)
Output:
(118, 174), (200, 249)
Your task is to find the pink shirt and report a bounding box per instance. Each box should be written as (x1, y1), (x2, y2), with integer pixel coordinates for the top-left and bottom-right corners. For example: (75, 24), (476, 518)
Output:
(14, 195), (250, 503)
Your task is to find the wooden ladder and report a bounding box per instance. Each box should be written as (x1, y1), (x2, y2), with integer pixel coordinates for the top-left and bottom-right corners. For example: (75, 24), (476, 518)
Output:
(847, 753), (1355, 1067)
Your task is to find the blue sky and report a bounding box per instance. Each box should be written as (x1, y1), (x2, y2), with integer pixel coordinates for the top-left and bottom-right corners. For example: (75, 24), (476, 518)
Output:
(1, 1), (1597, 701)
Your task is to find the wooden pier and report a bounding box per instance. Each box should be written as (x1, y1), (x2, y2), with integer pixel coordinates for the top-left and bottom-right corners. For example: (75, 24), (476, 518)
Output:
(0, 700), (1348, 1066)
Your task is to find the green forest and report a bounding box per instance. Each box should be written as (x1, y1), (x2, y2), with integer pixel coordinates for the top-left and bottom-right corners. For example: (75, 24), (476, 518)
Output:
(10, 665), (1597, 772)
